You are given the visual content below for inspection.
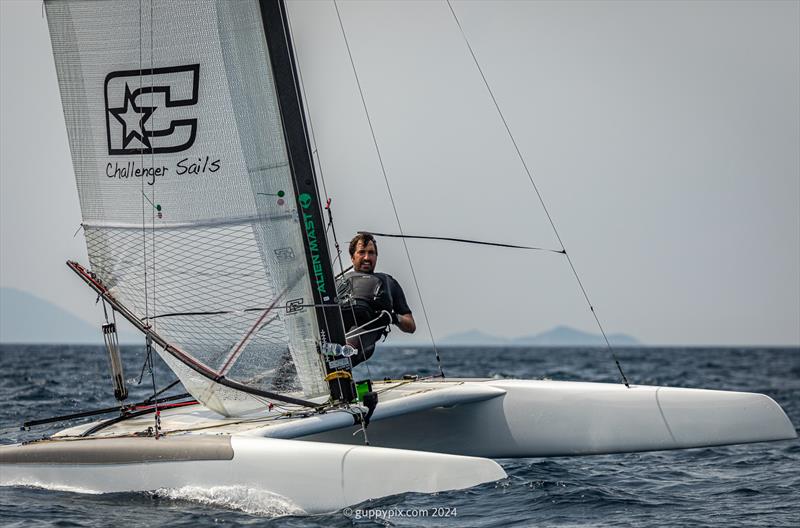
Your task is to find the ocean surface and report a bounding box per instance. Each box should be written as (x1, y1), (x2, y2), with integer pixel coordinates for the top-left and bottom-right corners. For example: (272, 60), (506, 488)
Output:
(0, 344), (797, 527)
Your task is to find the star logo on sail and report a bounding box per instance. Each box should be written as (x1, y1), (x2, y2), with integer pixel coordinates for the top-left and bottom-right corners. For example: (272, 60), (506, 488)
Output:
(104, 64), (200, 155)
(108, 84), (155, 150)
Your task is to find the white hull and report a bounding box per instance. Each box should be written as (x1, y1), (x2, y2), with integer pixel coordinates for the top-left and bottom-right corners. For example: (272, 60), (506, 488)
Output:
(0, 435), (505, 514)
(303, 379), (798, 456)
(1, 378), (795, 511)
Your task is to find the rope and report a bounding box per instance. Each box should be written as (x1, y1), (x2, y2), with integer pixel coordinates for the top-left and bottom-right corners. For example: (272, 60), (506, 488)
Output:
(141, 302), (341, 321)
(333, 0), (444, 377)
(345, 310), (391, 339)
(142, 379), (182, 403)
(363, 231), (565, 254)
(445, 0), (630, 387)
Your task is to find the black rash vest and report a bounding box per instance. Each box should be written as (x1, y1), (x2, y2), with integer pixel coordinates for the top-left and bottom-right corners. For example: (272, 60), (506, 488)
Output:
(337, 271), (412, 318)
(336, 271), (411, 365)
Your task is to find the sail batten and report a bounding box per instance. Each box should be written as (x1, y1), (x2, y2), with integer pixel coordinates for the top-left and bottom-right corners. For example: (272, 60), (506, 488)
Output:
(82, 212), (296, 230)
(46, 0), (331, 416)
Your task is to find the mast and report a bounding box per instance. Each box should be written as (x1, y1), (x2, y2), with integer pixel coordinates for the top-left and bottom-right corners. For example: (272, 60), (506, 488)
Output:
(259, 0), (353, 400)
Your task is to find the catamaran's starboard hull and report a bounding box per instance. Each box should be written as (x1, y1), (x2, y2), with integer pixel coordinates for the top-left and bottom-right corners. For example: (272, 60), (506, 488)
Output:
(299, 380), (798, 456)
(0, 435), (506, 514)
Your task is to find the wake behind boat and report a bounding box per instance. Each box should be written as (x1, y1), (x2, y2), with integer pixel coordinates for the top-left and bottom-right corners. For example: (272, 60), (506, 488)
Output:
(1, 0), (795, 514)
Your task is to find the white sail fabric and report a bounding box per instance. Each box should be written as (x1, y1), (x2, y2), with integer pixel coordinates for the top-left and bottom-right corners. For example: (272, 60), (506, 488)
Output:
(46, 0), (328, 415)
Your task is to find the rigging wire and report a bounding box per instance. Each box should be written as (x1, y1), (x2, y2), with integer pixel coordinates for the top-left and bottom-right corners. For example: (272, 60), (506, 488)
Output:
(147, 0), (161, 433)
(134, 0), (162, 434)
(445, 0), (630, 388)
(138, 0), (149, 335)
(333, 0), (445, 378)
(148, 0), (157, 347)
(135, 1), (157, 433)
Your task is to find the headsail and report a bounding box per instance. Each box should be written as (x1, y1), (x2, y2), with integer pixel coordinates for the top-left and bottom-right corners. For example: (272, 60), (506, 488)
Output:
(45, 0), (343, 416)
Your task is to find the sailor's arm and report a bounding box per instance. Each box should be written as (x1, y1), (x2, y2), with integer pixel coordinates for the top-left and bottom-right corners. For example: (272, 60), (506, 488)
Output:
(387, 276), (416, 333)
(396, 312), (416, 334)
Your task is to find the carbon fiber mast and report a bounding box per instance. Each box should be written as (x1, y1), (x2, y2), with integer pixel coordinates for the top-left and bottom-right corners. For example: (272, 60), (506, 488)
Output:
(259, 0), (354, 402)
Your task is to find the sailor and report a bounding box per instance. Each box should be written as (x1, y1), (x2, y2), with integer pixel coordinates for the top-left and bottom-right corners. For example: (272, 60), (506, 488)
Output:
(336, 232), (416, 366)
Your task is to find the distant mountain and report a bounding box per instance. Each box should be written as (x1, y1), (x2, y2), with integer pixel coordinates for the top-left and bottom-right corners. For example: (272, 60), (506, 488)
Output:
(514, 325), (639, 346)
(440, 325), (639, 346)
(0, 287), (139, 344)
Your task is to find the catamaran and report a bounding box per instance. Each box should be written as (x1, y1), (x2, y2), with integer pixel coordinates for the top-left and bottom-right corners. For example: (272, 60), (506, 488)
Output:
(1, 0), (795, 514)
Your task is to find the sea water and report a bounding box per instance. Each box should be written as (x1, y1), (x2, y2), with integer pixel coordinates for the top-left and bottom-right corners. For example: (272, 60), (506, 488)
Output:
(1, 345), (797, 527)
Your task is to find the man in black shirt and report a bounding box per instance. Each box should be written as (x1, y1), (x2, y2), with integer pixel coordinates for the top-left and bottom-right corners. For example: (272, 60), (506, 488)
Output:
(336, 232), (416, 366)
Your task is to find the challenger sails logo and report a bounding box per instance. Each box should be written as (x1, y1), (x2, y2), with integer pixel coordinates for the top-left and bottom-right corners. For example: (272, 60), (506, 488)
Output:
(104, 64), (199, 155)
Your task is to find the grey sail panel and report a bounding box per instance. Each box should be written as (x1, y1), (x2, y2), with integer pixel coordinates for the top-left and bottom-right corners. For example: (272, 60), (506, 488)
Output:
(45, 0), (328, 416)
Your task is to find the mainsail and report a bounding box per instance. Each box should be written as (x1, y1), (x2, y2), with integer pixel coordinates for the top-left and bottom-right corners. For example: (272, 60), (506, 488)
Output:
(45, 0), (345, 416)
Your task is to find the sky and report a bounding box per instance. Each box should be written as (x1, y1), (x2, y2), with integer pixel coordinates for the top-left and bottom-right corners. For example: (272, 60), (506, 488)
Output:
(1, 0), (798, 346)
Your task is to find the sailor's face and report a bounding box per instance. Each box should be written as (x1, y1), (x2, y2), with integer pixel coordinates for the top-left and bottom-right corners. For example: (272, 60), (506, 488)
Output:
(352, 241), (377, 273)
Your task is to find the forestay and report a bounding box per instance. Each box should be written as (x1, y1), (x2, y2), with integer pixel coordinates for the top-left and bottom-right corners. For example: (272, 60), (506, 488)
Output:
(45, 0), (329, 415)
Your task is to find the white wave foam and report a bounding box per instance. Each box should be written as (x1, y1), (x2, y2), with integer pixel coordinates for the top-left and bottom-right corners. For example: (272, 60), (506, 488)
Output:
(4, 480), (103, 495)
(151, 485), (306, 517)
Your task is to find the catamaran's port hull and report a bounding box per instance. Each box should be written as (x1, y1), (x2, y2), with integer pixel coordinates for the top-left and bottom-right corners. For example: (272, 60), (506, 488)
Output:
(0, 435), (505, 513)
(299, 380), (798, 456)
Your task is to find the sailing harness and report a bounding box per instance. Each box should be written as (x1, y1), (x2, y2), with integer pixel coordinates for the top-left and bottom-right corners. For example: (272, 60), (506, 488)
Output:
(337, 272), (395, 352)
(338, 272), (394, 325)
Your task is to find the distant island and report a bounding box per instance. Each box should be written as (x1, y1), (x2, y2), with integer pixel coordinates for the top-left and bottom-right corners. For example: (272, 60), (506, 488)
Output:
(0, 287), (139, 344)
(437, 326), (640, 347)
